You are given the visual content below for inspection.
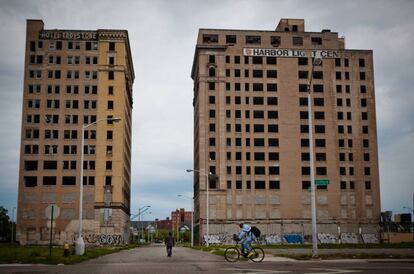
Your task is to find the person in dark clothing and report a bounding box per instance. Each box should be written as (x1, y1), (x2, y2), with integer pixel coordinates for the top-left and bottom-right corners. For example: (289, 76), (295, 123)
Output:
(165, 232), (175, 257)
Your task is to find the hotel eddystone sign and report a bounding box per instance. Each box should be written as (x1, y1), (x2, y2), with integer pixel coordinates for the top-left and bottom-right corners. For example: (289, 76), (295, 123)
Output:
(39, 30), (98, 40)
(243, 48), (339, 58)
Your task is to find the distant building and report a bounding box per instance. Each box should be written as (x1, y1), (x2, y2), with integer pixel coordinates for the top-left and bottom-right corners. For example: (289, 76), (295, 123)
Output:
(155, 217), (172, 230)
(17, 20), (134, 245)
(191, 18), (380, 244)
(171, 208), (192, 233)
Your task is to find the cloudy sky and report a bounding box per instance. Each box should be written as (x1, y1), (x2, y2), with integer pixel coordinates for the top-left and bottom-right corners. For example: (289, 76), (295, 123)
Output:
(0, 0), (413, 221)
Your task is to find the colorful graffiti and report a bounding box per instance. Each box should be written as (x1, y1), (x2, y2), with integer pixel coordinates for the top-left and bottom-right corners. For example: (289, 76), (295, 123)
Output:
(283, 234), (304, 244)
(202, 232), (379, 245)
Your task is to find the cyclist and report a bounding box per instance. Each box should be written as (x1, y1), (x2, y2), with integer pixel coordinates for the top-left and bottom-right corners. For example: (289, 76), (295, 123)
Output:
(238, 223), (255, 257)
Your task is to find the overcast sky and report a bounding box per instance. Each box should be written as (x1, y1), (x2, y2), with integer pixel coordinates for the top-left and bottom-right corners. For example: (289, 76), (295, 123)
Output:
(0, 0), (413, 221)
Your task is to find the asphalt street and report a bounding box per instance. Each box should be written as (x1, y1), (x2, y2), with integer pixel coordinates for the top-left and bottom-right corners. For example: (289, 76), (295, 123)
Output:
(0, 244), (413, 274)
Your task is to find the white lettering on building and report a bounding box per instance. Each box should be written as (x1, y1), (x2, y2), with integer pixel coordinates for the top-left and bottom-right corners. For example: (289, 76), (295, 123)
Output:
(243, 48), (339, 58)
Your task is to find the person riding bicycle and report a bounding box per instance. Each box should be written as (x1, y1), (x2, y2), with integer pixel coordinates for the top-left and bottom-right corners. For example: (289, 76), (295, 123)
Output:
(238, 223), (255, 257)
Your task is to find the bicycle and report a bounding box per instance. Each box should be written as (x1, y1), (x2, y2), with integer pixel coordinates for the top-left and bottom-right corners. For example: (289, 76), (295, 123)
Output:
(224, 235), (265, 263)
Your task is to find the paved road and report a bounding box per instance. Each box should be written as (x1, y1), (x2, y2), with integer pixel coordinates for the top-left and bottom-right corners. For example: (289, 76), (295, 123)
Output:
(1, 244), (414, 274)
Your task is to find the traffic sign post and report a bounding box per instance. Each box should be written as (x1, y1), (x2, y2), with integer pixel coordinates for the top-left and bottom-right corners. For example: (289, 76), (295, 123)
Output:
(45, 204), (60, 256)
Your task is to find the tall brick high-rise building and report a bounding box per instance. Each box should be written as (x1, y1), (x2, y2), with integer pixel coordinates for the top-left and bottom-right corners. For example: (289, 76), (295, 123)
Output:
(17, 20), (134, 245)
(191, 19), (380, 244)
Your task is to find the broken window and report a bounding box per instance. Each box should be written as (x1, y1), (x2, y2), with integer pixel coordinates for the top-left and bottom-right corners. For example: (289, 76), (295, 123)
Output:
(226, 35), (236, 44)
(254, 138), (265, 146)
(109, 42), (115, 51)
(270, 36), (281, 46)
(203, 34), (218, 43)
(267, 70), (277, 78)
(298, 57), (308, 66)
(298, 71), (308, 79)
(267, 97), (278, 105)
(43, 176), (57, 185)
(314, 98), (324, 106)
(208, 67), (215, 77)
(253, 83), (263, 91)
(108, 70), (114, 80)
(268, 138), (279, 147)
(25, 160), (38, 171)
(268, 111), (278, 119)
(269, 167), (279, 175)
(252, 56), (262, 64)
(269, 152), (279, 161)
(315, 139), (326, 147)
(311, 37), (322, 45)
(313, 84), (324, 93)
(62, 176), (76, 185)
(24, 176), (37, 187)
(316, 153), (326, 161)
(254, 124), (264, 132)
(313, 71), (323, 79)
(267, 83), (277, 92)
(253, 70), (263, 78)
(267, 57), (277, 65)
(246, 35), (261, 44)
(302, 181), (311, 190)
(43, 161), (57, 170)
(292, 36), (303, 46)
(253, 97), (264, 105)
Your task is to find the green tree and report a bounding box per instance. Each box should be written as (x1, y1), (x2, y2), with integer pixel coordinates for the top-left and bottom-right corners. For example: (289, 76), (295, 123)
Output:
(0, 206), (12, 242)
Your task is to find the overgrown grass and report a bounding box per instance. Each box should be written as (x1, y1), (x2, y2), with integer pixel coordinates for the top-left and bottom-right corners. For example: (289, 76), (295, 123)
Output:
(0, 243), (140, 265)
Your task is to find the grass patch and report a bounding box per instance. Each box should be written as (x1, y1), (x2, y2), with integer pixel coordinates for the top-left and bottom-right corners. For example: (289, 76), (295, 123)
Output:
(0, 244), (140, 265)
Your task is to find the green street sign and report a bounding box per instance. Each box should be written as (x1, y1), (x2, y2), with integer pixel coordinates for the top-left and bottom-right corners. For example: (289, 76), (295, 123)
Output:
(315, 179), (329, 186)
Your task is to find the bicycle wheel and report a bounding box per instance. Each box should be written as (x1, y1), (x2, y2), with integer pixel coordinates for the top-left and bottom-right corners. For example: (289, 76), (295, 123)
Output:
(250, 247), (265, 263)
(224, 247), (240, 262)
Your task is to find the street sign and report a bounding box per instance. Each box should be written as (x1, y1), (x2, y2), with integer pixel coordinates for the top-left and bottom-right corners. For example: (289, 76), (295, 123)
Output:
(315, 179), (329, 186)
(45, 204), (60, 219)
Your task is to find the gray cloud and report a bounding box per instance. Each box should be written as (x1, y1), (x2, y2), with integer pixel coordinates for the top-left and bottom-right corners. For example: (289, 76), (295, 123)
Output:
(0, 0), (413, 220)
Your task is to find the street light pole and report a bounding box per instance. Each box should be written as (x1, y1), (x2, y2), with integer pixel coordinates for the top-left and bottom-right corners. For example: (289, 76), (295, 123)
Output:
(137, 205), (150, 242)
(178, 194), (194, 247)
(186, 169), (212, 247)
(308, 53), (322, 258)
(75, 117), (121, 255)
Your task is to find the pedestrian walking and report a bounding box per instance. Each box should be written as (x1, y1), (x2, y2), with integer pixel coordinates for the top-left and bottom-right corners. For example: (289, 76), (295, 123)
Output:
(165, 232), (175, 257)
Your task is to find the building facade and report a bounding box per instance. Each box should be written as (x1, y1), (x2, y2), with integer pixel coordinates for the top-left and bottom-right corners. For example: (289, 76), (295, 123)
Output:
(17, 20), (134, 245)
(171, 208), (192, 233)
(191, 19), (380, 244)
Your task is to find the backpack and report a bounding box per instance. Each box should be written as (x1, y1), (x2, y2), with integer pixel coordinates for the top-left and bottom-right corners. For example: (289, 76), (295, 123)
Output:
(250, 226), (261, 238)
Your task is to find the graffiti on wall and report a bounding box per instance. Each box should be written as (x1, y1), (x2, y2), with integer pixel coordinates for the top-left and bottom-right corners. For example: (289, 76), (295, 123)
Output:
(362, 233), (379, 244)
(74, 233), (124, 246)
(318, 233), (338, 244)
(202, 232), (379, 245)
(283, 234), (304, 244)
(203, 233), (228, 245)
(340, 232), (359, 244)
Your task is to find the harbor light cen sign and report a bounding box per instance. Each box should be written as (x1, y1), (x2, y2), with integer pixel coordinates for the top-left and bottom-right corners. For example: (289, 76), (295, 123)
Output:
(243, 48), (339, 58)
